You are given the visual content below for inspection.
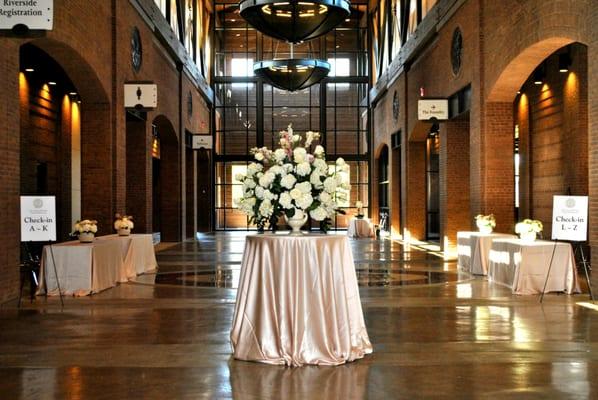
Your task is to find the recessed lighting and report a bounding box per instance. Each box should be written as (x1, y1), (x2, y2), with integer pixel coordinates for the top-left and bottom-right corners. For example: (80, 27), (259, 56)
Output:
(345, 18), (350, 22)
(25, 68), (34, 72)
(240, 44), (243, 47)
(48, 81), (57, 85)
(69, 92), (77, 96)
(230, 19), (236, 22)
(236, 33), (241, 37)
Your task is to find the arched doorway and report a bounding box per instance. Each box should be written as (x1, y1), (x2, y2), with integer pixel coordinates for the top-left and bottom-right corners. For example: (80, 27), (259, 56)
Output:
(18, 40), (111, 238)
(151, 116), (181, 242)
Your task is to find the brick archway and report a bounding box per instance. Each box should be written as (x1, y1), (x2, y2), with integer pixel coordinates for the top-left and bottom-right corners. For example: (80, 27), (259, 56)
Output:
(152, 115), (181, 242)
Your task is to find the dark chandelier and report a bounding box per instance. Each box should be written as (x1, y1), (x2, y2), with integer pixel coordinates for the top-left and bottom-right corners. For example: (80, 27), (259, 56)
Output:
(254, 58), (330, 92)
(239, 0), (350, 43)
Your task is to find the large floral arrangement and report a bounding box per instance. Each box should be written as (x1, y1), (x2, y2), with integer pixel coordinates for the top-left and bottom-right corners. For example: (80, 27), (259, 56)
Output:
(73, 219), (98, 235)
(515, 219), (543, 234)
(235, 125), (349, 232)
(114, 214), (134, 231)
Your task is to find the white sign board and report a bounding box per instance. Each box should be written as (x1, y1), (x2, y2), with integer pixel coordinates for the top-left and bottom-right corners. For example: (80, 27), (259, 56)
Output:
(192, 135), (212, 150)
(20, 195), (56, 242)
(552, 195), (588, 241)
(418, 99), (449, 121)
(0, 0), (53, 30)
(124, 84), (157, 108)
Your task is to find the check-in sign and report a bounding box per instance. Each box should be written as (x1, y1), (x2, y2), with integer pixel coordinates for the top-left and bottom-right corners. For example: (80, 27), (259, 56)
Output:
(552, 195), (588, 241)
(20, 195), (56, 242)
(0, 0), (53, 30)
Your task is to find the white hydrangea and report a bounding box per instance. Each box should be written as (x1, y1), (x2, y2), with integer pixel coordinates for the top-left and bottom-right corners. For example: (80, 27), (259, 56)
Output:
(255, 152), (265, 161)
(314, 145), (325, 157)
(313, 158), (328, 173)
(279, 192), (293, 209)
(243, 179), (256, 190)
(296, 193), (313, 210)
(280, 174), (297, 189)
(247, 163), (262, 177)
(323, 177), (337, 193)
(310, 171), (324, 188)
(269, 165), (284, 176)
(309, 207), (328, 221)
(263, 190), (277, 201)
(290, 188), (303, 200)
(255, 186), (265, 199)
(274, 148), (287, 163)
(336, 157), (346, 166)
(234, 173), (245, 182)
(296, 162), (311, 176)
(283, 163), (294, 173)
(259, 199), (274, 217)
(319, 191), (332, 204)
(293, 147), (307, 163)
(259, 172), (275, 188)
(296, 181), (312, 194)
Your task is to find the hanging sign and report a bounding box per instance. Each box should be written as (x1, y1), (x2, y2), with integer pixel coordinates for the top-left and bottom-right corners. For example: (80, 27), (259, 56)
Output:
(418, 99), (449, 121)
(0, 0), (53, 30)
(124, 83), (157, 109)
(551, 195), (588, 241)
(20, 195), (56, 242)
(192, 135), (212, 150)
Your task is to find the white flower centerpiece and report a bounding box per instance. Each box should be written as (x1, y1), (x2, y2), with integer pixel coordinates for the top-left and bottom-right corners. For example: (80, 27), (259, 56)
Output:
(74, 219), (98, 243)
(114, 214), (134, 236)
(355, 201), (364, 219)
(235, 124), (349, 234)
(475, 214), (496, 234)
(515, 219), (543, 242)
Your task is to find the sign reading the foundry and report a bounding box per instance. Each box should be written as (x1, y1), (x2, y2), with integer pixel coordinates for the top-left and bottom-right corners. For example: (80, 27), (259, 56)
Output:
(20, 195), (56, 242)
(192, 135), (212, 150)
(0, 0), (53, 30)
(552, 195), (588, 241)
(418, 99), (449, 121)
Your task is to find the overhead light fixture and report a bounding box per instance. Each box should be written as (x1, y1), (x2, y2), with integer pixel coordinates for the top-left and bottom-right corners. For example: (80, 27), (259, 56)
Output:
(533, 66), (544, 85)
(558, 52), (571, 73)
(254, 58), (330, 91)
(239, 0), (350, 43)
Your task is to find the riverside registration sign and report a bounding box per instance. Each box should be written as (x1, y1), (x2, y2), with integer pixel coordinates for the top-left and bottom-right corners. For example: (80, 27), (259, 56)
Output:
(0, 0), (53, 30)
(551, 195), (588, 242)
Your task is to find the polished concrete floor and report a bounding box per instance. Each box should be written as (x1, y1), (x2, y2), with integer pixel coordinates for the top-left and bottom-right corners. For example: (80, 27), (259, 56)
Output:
(2, 233), (598, 399)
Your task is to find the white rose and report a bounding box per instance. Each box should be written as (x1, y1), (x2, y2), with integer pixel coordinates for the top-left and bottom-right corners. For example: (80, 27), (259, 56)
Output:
(269, 165), (283, 176)
(296, 162), (311, 176)
(259, 172), (275, 188)
(296, 193), (313, 210)
(293, 148), (307, 163)
(259, 199), (273, 217)
(283, 163), (294, 173)
(319, 192), (332, 204)
(255, 186), (265, 199)
(243, 179), (256, 190)
(274, 148), (287, 163)
(279, 192), (293, 209)
(290, 188), (303, 200)
(255, 152), (265, 161)
(309, 207), (328, 221)
(292, 134), (301, 143)
(313, 159), (328, 173)
(314, 145), (325, 156)
(234, 173), (245, 182)
(296, 181), (312, 194)
(310, 172), (323, 188)
(263, 190), (277, 201)
(280, 174), (297, 189)
(91, 225), (98, 233)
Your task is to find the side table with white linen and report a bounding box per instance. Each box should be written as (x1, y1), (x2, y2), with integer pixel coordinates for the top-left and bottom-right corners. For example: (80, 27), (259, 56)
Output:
(230, 234), (373, 366)
(488, 238), (580, 295)
(347, 218), (374, 238)
(96, 234), (158, 281)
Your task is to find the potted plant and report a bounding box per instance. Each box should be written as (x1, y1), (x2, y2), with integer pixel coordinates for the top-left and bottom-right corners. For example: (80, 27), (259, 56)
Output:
(73, 219), (98, 243)
(114, 214), (134, 236)
(515, 219), (543, 242)
(475, 214), (496, 234)
(235, 124), (349, 234)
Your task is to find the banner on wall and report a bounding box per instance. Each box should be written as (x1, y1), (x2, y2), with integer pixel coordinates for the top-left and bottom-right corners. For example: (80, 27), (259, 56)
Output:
(0, 0), (53, 30)
(551, 195), (588, 242)
(20, 195), (56, 242)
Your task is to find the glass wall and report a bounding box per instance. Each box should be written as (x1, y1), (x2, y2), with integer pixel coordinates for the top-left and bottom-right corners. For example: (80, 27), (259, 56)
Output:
(214, 0), (370, 230)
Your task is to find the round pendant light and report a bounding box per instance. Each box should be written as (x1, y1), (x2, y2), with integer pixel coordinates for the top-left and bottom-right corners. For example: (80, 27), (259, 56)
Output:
(239, 0), (350, 43)
(254, 59), (330, 91)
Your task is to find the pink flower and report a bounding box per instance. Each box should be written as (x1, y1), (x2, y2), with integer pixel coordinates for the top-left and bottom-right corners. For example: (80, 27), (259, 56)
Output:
(307, 154), (315, 163)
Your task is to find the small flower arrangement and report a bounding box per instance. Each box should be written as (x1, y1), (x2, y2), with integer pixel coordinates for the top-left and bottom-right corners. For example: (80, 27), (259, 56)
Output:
(114, 214), (134, 235)
(355, 201), (364, 218)
(515, 219), (543, 234)
(235, 124), (349, 232)
(74, 219), (98, 234)
(475, 214), (496, 229)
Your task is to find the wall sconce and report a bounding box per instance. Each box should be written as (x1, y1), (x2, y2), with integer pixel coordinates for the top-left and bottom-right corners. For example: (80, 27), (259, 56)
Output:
(558, 52), (571, 73)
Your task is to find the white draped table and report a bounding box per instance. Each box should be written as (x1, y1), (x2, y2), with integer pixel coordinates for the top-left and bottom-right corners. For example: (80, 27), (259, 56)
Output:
(38, 239), (123, 296)
(457, 231), (516, 275)
(97, 234), (158, 281)
(488, 238), (580, 295)
(347, 218), (374, 238)
(230, 234), (373, 367)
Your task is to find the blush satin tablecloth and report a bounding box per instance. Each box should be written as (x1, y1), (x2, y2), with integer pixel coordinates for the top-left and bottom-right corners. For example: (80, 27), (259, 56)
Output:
(488, 238), (580, 295)
(347, 218), (374, 238)
(38, 239), (123, 296)
(230, 234), (373, 367)
(97, 234), (158, 281)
